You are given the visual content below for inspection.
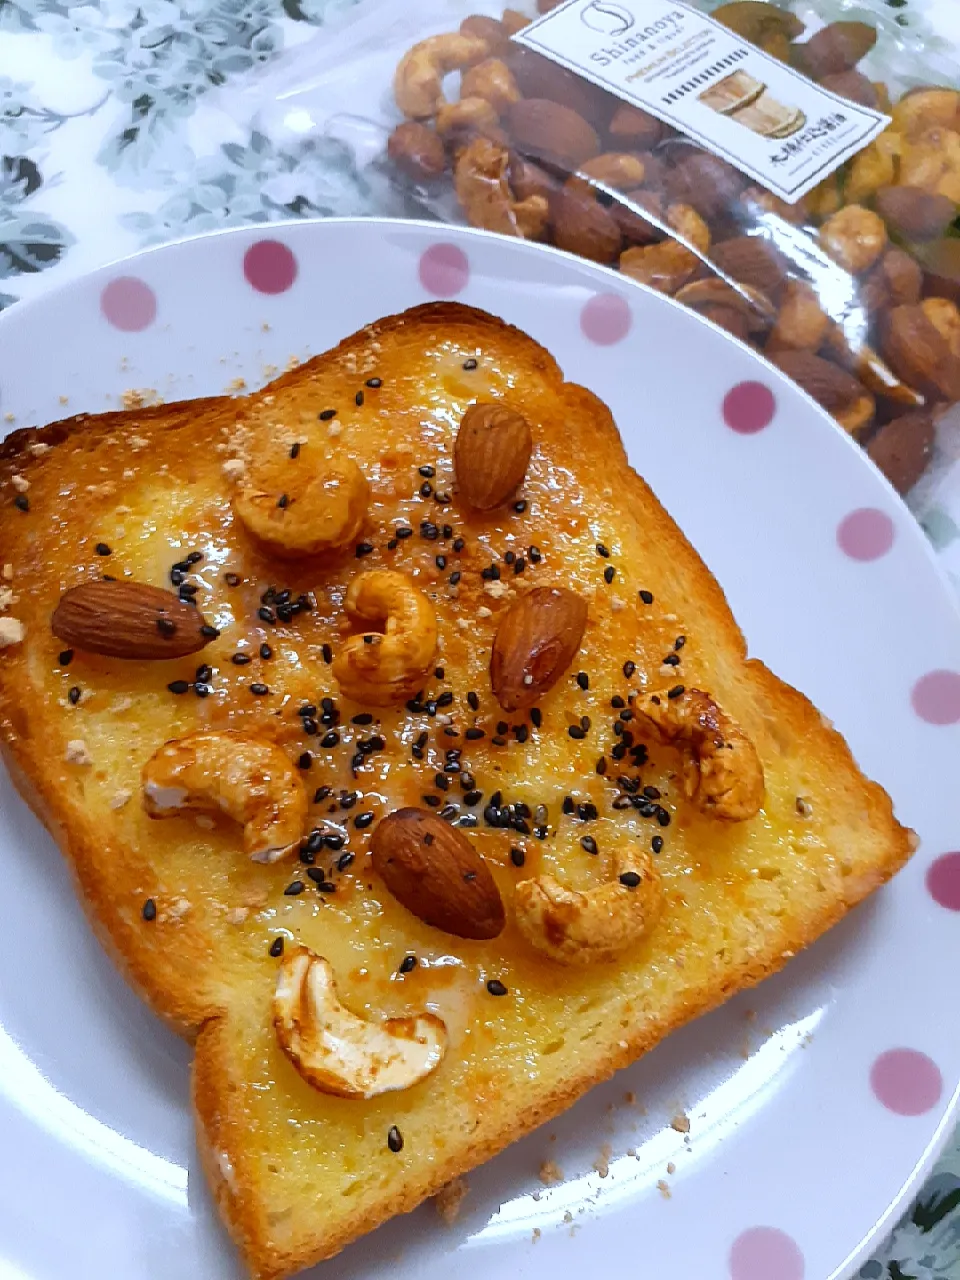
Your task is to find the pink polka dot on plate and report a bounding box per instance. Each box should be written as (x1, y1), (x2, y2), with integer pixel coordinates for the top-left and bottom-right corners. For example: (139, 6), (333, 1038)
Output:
(871, 1048), (942, 1116)
(418, 243), (469, 297)
(243, 240), (298, 295)
(911, 670), (960, 725)
(927, 852), (960, 911)
(580, 293), (632, 345)
(836, 507), (895, 561)
(722, 381), (776, 434)
(100, 277), (157, 332)
(729, 1227), (804, 1280)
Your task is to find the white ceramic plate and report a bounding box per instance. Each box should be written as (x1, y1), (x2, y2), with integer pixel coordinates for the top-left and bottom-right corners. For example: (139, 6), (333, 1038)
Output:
(1, 219), (959, 1280)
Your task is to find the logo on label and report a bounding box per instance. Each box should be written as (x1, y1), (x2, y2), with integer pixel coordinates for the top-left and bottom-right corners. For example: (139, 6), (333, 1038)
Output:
(580, 1), (635, 36)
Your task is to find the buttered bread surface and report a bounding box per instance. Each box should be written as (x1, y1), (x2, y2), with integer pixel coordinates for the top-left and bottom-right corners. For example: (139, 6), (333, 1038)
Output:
(0, 303), (910, 1279)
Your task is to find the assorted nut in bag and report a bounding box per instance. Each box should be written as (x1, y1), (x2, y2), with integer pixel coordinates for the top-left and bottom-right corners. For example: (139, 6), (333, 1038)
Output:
(384, 1), (960, 496)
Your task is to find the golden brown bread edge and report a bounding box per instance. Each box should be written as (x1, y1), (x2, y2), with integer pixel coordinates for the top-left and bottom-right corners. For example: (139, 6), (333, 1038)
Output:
(0, 302), (912, 1279)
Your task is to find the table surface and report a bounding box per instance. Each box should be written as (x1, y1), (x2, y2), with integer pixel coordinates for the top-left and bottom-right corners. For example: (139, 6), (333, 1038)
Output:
(1, 1), (958, 1276)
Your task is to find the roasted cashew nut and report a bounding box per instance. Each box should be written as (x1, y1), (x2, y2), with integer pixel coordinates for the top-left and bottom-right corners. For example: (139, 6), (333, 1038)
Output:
(637, 688), (764, 822)
(142, 730), (307, 863)
(274, 946), (447, 1098)
(332, 569), (438, 706)
(233, 453), (369, 558)
(515, 853), (662, 965)
(394, 33), (489, 120)
(454, 137), (549, 239)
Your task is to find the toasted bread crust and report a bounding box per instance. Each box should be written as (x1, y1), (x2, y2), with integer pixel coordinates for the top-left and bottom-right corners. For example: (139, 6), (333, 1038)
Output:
(0, 303), (911, 1279)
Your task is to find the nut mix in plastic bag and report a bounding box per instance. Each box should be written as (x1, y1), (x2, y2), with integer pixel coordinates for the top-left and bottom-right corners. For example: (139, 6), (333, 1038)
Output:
(385, 1), (960, 496)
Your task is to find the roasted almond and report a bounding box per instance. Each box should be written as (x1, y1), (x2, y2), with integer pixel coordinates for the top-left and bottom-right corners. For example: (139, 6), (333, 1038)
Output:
(506, 98), (600, 168)
(490, 586), (588, 712)
(798, 21), (877, 78)
(866, 411), (935, 495)
(52, 580), (215, 660)
(882, 304), (960, 401)
(875, 186), (956, 242)
(664, 152), (746, 224)
(387, 122), (446, 183)
(455, 402), (533, 510)
(607, 103), (664, 149)
(552, 183), (622, 264)
(506, 46), (613, 127)
(767, 351), (863, 411)
(819, 70), (878, 109)
(709, 236), (789, 297)
(371, 808), (505, 940)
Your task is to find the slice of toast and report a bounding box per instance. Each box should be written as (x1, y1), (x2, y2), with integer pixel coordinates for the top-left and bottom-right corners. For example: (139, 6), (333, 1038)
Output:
(0, 302), (910, 1278)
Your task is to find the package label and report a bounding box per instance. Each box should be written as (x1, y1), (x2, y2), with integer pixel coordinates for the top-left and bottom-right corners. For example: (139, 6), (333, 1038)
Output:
(513, 0), (890, 202)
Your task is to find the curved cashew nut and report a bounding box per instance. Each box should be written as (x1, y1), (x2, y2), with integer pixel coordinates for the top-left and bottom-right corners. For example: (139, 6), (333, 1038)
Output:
(274, 946), (447, 1098)
(332, 569), (438, 706)
(394, 33), (490, 119)
(454, 137), (550, 239)
(637, 688), (764, 822)
(515, 853), (662, 965)
(142, 730), (307, 862)
(233, 453), (369, 558)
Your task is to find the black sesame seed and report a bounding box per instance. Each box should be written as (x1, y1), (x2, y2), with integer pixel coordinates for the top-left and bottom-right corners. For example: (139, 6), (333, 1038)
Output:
(396, 526), (413, 540)
(596, 543), (610, 558)
(581, 835), (598, 855)
(337, 851), (355, 871)
(167, 679), (190, 694)
(510, 847), (526, 867)
(354, 811), (375, 829)
(387, 538), (398, 551)
(623, 660), (636, 678)
(420, 521), (438, 541)
(453, 537), (465, 553)
(95, 542), (111, 556)
(67, 685), (81, 705)
(668, 684), (685, 699)
(250, 682), (269, 696)
(387, 1125), (404, 1152)
(200, 624), (220, 639)
(604, 565), (615, 584)
(321, 643), (333, 664)
(58, 649), (74, 666)
(225, 572), (241, 587)
(652, 835), (664, 854)
(257, 644), (272, 662)
(462, 358), (478, 370)
(463, 790), (481, 806)
(231, 653), (252, 666)
(437, 691), (454, 708)
(576, 672), (589, 690)
(321, 731), (339, 748)
(366, 377), (382, 389)
(596, 756), (607, 775)
(578, 801), (598, 821)
(156, 617), (177, 637)
(619, 871), (642, 888)
(465, 727), (485, 740)
(515, 724), (529, 744)
(284, 881), (305, 896)
(568, 725), (586, 740)
(142, 898), (157, 921)
(297, 752), (312, 771)
(481, 563), (500, 581)
(449, 570), (462, 586)
(675, 635), (686, 650)
(513, 500), (527, 513)
(289, 441), (301, 459)
(492, 735), (507, 746)
(639, 589), (654, 604)
(663, 653), (680, 666)
(528, 546), (542, 563)
(354, 390), (364, 407)
(657, 808), (671, 827)
(399, 954), (417, 974)
(513, 558), (526, 575)
(195, 663), (212, 682)
(355, 542), (374, 558)
(276, 493), (290, 510)
(194, 683), (210, 698)
(435, 555), (447, 571)
(530, 708), (542, 728)
(258, 606), (275, 625)
(314, 786), (332, 803)
(486, 979), (508, 996)
(13, 494), (29, 512)
(423, 794), (441, 808)
(420, 481), (433, 498)
(643, 785), (661, 800)
(269, 937), (284, 957)
(318, 408), (337, 421)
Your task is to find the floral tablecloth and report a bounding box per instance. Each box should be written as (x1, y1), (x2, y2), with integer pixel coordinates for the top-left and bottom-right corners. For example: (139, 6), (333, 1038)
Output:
(1, 0), (959, 1274)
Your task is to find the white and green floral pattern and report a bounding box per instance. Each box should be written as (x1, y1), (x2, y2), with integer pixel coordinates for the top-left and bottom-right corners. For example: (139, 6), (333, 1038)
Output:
(0, 0), (958, 1273)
